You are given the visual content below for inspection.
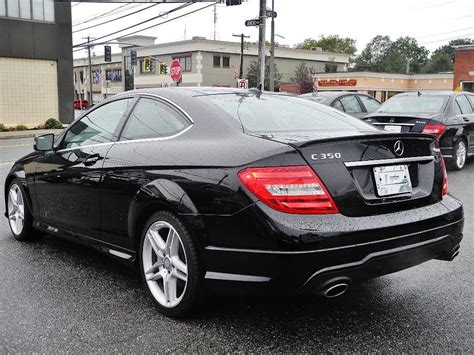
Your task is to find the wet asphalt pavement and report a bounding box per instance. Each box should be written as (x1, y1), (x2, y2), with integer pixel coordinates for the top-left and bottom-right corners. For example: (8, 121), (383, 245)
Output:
(0, 137), (473, 352)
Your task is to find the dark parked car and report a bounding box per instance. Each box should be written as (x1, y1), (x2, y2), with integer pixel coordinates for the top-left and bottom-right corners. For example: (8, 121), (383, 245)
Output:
(366, 91), (474, 170)
(5, 88), (463, 317)
(301, 91), (381, 119)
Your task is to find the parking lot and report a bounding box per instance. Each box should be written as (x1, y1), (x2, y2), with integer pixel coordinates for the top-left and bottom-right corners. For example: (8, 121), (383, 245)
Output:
(0, 137), (472, 352)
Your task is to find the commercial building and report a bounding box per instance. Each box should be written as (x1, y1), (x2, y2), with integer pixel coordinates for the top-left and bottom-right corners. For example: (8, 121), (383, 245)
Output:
(280, 72), (454, 102)
(453, 45), (474, 92)
(0, 0), (73, 127)
(73, 36), (351, 103)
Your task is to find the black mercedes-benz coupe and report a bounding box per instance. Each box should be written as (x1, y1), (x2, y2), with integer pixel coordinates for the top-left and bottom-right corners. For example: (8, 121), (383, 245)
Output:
(4, 88), (464, 317)
(366, 91), (474, 170)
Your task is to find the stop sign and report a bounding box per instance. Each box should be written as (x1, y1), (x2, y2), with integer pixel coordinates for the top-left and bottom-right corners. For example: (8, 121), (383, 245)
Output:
(170, 59), (182, 83)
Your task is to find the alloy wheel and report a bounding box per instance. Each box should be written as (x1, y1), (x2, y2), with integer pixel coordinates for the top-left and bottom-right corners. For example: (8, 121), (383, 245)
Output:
(7, 184), (25, 236)
(456, 140), (467, 169)
(142, 221), (188, 308)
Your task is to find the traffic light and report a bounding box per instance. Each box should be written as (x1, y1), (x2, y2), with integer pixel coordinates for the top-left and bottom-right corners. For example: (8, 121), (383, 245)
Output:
(226, 0), (242, 5)
(130, 50), (137, 66)
(144, 57), (151, 73)
(159, 63), (167, 75)
(104, 45), (111, 62)
(150, 59), (155, 73)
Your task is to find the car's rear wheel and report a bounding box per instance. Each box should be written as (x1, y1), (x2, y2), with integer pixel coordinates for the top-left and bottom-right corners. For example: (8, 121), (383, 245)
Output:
(139, 211), (201, 317)
(449, 139), (467, 170)
(7, 180), (34, 241)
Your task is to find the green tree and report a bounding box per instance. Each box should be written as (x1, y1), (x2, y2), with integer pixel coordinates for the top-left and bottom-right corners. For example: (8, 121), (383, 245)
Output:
(292, 62), (315, 94)
(296, 35), (357, 55)
(432, 38), (473, 62)
(423, 52), (452, 73)
(390, 36), (429, 73)
(353, 35), (392, 72)
(246, 60), (282, 91)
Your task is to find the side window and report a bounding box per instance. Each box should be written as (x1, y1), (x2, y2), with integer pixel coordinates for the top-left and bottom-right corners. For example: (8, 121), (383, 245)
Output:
(454, 102), (462, 115)
(359, 95), (380, 113)
(63, 99), (131, 149)
(120, 98), (190, 140)
(333, 99), (344, 112)
(340, 95), (363, 113)
(455, 95), (473, 114)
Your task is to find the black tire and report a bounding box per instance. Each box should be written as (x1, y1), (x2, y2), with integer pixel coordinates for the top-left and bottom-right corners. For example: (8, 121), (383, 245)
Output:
(6, 179), (35, 241)
(139, 211), (202, 318)
(448, 139), (467, 171)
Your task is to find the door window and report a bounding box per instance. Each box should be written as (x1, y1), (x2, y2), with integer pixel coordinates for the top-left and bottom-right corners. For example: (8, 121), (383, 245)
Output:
(456, 95), (473, 114)
(340, 95), (363, 113)
(333, 99), (344, 112)
(120, 98), (190, 140)
(62, 99), (131, 149)
(359, 95), (380, 113)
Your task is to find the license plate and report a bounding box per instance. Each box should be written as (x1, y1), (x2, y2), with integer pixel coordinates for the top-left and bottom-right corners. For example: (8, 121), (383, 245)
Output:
(373, 165), (412, 197)
(384, 125), (402, 133)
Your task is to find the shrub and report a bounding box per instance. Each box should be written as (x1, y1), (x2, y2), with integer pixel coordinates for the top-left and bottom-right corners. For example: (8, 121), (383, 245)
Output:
(44, 118), (63, 129)
(0, 123), (7, 132)
(16, 124), (28, 131)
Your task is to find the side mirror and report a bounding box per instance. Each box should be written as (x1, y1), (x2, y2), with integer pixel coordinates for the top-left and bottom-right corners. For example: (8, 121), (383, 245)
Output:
(34, 134), (55, 151)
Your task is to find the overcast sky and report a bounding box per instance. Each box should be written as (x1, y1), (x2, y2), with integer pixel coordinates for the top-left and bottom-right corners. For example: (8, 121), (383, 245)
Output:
(71, 0), (473, 58)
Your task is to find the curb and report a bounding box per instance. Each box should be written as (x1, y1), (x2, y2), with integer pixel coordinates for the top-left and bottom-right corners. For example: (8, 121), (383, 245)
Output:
(0, 129), (63, 140)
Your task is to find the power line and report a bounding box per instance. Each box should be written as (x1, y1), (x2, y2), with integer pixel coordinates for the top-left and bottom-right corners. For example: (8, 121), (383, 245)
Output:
(73, 2), (193, 49)
(72, 3), (136, 27)
(73, 3), (215, 54)
(421, 33), (474, 45)
(73, 3), (159, 33)
(416, 27), (474, 39)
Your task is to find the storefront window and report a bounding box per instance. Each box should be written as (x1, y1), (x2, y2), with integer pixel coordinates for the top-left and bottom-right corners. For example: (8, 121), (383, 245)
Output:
(106, 69), (122, 82)
(0, 1), (5, 16)
(173, 54), (192, 72)
(7, 0), (19, 17)
(19, 0), (31, 19)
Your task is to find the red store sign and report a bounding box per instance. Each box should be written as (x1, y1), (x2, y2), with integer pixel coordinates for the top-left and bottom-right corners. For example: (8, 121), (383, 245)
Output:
(317, 79), (357, 87)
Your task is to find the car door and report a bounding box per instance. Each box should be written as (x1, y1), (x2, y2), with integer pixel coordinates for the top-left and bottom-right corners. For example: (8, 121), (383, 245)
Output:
(337, 95), (365, 119)
(100, 96), (192, 250)
(33, 97), (134, 238)
(455, 95), (474, 155)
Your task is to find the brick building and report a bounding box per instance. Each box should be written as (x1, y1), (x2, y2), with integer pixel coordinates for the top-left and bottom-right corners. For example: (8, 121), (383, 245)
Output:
(453, 45), (474, 92)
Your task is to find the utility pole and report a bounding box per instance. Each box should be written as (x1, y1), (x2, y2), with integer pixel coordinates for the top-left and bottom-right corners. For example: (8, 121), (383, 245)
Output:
(258, 0), (267, 90)
(85, 36), (93, 105)
(233, 33), (250, 79)
(269, 0), (275, 92)
(213, 4), (217, 41)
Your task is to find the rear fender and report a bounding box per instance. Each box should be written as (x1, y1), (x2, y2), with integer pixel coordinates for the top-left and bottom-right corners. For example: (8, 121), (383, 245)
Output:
(128, 179), (206, 247)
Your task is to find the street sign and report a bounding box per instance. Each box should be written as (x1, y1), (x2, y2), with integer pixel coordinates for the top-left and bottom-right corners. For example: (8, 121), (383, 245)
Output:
(266, 10), (277, 18)
(245, 19), (260, 27)
(237, 79), (249, 89)
(170, 59), (182, 83)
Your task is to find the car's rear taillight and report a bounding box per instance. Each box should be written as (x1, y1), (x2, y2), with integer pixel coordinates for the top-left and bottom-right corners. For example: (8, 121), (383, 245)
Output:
(238, 166), (339, 214)
(422, 123), (445, 137)
(440, 155), (448, 196)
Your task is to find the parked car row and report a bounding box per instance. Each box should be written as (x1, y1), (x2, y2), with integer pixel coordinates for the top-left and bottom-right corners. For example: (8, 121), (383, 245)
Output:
(303, 90), (474, 170)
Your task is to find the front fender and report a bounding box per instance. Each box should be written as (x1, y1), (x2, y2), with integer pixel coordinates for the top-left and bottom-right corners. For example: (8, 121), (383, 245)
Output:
(4, 161), (37, 218)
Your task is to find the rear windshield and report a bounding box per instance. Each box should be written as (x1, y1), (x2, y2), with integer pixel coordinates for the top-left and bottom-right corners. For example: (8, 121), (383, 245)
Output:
(378, 95), (447, 114)
(205, 93), (375, 133)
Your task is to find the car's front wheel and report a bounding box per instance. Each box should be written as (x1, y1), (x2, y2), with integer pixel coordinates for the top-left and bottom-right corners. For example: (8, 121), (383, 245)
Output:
(7, 180), (34, 241)
(449, 139), (467, 170)
(139, 211), (201, 317)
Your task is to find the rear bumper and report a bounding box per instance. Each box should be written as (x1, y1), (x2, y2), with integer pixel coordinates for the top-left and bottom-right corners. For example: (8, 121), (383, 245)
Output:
(200, 195), (464, 292)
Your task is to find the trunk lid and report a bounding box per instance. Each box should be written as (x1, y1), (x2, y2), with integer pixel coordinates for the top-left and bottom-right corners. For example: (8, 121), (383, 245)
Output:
(253, 131), (444, 217)
(365, 113), (444, 134)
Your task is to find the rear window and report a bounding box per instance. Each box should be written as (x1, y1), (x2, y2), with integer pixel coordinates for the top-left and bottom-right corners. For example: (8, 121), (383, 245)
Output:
(205, 93), (375, 133)
(379, 95), (447, 114)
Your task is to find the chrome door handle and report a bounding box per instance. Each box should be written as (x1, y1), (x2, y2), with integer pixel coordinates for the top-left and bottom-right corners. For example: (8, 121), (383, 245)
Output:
(83, 155), (101, 166)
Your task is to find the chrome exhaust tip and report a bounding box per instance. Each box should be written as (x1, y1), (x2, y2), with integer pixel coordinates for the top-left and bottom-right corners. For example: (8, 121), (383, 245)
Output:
(322, 282), (349, 298)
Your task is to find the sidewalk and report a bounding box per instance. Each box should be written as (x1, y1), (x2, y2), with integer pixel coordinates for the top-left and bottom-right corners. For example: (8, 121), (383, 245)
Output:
(0, 129), (63, 140)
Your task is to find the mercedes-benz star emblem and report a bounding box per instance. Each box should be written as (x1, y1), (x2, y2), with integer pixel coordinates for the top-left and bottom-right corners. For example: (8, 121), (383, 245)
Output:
(394, 140), (404, 156)
(390, 117), (395, 123)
